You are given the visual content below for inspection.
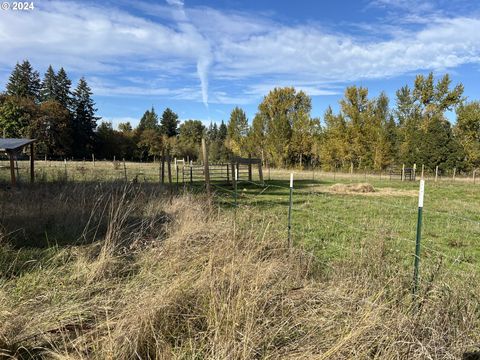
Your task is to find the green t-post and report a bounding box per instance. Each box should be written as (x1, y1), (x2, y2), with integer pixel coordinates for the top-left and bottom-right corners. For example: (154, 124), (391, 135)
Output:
(413, 179), (425, 297)
(288, 173), (293, 248)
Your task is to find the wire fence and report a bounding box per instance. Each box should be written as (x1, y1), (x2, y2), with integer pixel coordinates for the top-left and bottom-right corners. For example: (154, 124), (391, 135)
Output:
(1, 159), (478, 296)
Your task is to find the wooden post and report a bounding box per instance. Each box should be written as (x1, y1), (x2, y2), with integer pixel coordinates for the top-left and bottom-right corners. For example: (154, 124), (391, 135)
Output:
(175, 158), (178, 187)
(258, 161), (264, 184)
(453, 167), (456, 182)
(9, 152), (16, 186)
(92, 153), (95, 166)
(201, 138), (211, 199)
(350, 162), (353, 180)
(413, 163), (417, 180)
(167, 152), (172, 184)
(435, 166), (438, 182)
(421, 164), (424, 180)
(226, 163), (230, 182)
(182, 162), (185, 191)
(248, 154), (252, 181)
(161, 148), (165, 185)
(30, 143), (35, 183)
(402, 164), (405, 182)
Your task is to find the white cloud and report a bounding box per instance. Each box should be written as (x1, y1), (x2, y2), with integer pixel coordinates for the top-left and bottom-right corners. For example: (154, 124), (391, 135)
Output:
(0, 0), (480, 106)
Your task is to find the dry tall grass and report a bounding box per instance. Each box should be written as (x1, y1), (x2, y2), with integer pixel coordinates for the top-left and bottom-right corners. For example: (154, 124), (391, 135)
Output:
(0, 185), (479, 359)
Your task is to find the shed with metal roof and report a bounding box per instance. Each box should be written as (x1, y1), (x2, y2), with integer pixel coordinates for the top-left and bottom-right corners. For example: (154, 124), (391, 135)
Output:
(0, 138), (36, 186)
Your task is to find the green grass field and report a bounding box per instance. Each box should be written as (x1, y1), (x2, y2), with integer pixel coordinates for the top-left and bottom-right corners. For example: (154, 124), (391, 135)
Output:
(215, 171), (480, 272)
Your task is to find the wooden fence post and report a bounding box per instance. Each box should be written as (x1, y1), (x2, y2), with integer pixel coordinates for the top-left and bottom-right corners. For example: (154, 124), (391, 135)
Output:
(175, 158), (178, 187)
(9, 152), (16, 186)
(167, 152), (172, 184)
(402, 164), (405, 182)
(30, 143), (35, 184)
(92, 153), (95, 167)
(202, 138), (211, 199)
(258, 161), (264, 184)
(161, 148), (165, 184)
(453, 167), (456, 182)
(435, 166), (438, 182)
(248, 154), (253, 181)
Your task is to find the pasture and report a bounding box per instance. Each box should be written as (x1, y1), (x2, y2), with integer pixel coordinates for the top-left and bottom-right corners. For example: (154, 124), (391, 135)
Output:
(0, 161), (479, 359)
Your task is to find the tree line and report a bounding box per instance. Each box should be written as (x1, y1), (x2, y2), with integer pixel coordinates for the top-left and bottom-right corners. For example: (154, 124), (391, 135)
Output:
(227, 73), (480, 173)
(1, 61), (479, 173)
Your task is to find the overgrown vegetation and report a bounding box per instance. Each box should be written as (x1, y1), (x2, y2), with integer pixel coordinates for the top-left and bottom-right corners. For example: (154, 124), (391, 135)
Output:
(0, 173), (479, 359)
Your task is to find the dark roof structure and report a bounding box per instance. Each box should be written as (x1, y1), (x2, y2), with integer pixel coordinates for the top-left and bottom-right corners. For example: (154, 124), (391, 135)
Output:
(0, 138), (36, 152)
(0, 138), (36, 186)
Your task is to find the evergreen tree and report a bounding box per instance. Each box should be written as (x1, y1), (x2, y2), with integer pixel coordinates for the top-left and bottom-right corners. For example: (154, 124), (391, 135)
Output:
(0, 94), (38, 138)
(6, 60), (41, 101)
(160, 108), (179, 137)
(72, 77), (99, 158)
(40, 65), (57, 102)
(55, 67), (73, 109)
(137, 107), (159, 132)
(218, 121), (227, 141)
(135, 107), (160, 160)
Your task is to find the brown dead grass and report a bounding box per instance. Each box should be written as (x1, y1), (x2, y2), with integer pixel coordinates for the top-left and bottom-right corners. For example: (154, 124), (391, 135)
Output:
(0, 185), (479, 359)
(330, 183), (376, 193)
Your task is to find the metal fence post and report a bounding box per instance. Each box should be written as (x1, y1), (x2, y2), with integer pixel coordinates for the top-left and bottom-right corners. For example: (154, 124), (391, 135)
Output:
(288, 173), (293, 248)
(413, 179), (425, 298)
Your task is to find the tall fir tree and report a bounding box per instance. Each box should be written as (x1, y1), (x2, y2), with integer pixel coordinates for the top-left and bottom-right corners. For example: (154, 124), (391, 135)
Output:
(40, 65), (57, 102)
(6, 60), (41, 101)
(137, 107), (159, 133)
(55, 67), (73, 110)
(72, 77), (99, 158)
(160, 108), (179, 137)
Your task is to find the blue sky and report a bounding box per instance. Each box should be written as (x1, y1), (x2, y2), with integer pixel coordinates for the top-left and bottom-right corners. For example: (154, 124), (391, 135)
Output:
(1, 0), (480, 127)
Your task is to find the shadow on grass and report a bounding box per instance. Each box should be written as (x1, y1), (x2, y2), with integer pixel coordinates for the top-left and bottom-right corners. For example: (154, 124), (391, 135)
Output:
(0, 180), (172, 249)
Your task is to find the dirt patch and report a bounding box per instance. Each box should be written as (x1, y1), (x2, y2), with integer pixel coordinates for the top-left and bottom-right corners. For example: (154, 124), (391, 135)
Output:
(330, 183), (375, 193)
